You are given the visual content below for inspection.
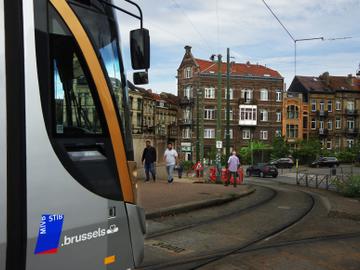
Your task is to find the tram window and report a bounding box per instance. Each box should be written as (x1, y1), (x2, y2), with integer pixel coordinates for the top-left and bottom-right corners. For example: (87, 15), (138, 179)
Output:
(49, 6), (105, 136)
(32, 4), (123, 200)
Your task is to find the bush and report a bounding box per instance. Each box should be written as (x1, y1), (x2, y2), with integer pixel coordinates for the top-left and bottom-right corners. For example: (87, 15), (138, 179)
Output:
(336, 151), (357, 163)
(335, 175), (360, 198)
(182, 160), (193, 172)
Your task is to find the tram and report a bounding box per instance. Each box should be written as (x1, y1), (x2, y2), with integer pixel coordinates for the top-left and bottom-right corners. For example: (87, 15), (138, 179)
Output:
(0, 0), (149, 269)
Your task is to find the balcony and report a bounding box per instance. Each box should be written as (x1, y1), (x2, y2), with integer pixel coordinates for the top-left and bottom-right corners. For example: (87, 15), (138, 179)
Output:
(345, 109), (358, 116)
(179, 119), (193, 126)
(316, 110), (328, 118)
(318, 128), (329, 136)
(345, 128), (358, 136)
(238, 98), (257, 105)
(179, 97), (194, 106)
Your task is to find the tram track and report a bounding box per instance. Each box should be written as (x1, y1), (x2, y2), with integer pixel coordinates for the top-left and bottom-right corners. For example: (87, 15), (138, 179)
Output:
(140, 187), (318, 270)
(146, 186), (277, 239)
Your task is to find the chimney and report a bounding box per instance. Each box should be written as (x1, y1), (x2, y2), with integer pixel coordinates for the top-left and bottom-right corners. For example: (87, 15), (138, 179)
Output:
(356, 63), (360, 77)
(320, 71), (330, 85)
(185, 45), (192, 54)
(347, 74), (353, 85)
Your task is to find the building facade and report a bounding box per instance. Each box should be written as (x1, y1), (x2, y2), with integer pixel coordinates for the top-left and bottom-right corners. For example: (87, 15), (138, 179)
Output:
(286, 71), (360, 150)
(177, 46), (284, 161)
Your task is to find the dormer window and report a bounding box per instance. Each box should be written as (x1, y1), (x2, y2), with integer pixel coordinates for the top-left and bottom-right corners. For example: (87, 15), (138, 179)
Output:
(184, 67), (192, 79)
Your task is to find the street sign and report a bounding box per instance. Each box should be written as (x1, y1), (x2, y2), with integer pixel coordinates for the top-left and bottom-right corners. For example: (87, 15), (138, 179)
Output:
(216, 141), (223, 149)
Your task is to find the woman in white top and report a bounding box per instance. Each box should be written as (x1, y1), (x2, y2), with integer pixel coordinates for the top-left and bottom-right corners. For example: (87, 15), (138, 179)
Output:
(163, 142), (178, 183)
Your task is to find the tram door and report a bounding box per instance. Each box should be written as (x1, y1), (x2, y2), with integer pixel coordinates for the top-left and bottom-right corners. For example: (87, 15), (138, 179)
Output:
(1, 0), (149, 270)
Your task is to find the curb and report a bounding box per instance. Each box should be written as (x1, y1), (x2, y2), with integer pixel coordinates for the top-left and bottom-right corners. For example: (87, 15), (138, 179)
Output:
(145, 186), (256, 219)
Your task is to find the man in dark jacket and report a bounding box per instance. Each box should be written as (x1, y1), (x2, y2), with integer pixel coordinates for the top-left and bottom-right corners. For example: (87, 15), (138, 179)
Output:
(141, 140), (157, 182)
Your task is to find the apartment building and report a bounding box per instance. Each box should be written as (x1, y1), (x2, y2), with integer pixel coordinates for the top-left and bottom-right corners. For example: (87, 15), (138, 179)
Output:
(287, 71), (360, 149)
(178, 45), (284, 161)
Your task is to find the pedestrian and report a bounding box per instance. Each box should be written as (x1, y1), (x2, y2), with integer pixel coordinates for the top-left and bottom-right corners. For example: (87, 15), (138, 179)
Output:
(225, 150), (240, 187)
(163, 142), (178, 183)
(141, 140), (157, 182)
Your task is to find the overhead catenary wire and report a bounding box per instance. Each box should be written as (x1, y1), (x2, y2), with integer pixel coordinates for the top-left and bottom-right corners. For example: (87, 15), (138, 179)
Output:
(171, 0), (214, 52)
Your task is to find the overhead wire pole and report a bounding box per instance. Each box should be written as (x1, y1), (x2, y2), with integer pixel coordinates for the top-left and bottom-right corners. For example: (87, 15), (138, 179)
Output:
(261, 0), (352, 76)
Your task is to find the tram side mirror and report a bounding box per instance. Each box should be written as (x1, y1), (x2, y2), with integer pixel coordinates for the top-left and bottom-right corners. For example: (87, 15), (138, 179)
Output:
(133, 71), (149, 85)
(130, 28), (150, 70)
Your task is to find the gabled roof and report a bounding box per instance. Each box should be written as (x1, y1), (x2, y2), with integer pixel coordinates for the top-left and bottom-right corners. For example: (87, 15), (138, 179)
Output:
(194, 58), (282, 79)
(289, 74), (360, 93)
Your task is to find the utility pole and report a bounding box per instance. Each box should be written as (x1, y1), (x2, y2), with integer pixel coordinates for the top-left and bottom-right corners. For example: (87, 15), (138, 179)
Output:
(196, 83), (200, 163)
(216, 54), (222, 183)
(225, 48), (231, 160)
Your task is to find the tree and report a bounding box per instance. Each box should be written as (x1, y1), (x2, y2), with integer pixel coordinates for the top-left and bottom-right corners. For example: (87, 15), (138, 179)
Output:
(270, 136), (290, 160)
(293, 138), (322, 165)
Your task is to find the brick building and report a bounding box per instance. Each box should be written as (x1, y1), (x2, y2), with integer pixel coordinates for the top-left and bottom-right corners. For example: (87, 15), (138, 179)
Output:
(287, 71), (360, 150)
(177, 46), (284, 161)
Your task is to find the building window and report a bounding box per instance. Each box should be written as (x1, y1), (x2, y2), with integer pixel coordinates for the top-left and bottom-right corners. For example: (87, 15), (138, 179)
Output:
(287, 105), (299, 119)
(311, 118), (316, 129)
(225, 88), (233, 100)
(240, 107), (257, 121)
(319, 120), (324, 129)
(336, 117), (341, 129)
(242, 129), (251, 139)
(347, 101), (355, 111)
(336, 100), (341, 111)
(260, 89), (268, 101)
(224, 109), (233, 120)
(327, 100), (332, 112)
(347, 139), (354, 148)
(184, 85), (192, 98)
(204, 108), (215, 120)
(184, 67), (192, 79)
(311, 100), (316, 112)
(260, 130), (268, 140)
(276, 112), (282, 122)
(276, 90), (282, 102)
(347, 119), (355, 129)
(204, 128), (215, 139)
(224, 129), (233, 139)
(241, 89), (253, 102)
(319, 100), (325, 112)
(286, 124), (298, 138)
(326, 139), (332, 150)
(182, 128), (191, 139)
(260, 109), (268, 121)
(183, 107), (191, 121)
(327, 120), (332, 130)
(275, 129), (282, 137)
(204, 87), (215, 99)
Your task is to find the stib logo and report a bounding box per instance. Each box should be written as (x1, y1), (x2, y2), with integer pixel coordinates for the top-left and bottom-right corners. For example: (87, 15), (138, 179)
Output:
(34, 214), (64, 254)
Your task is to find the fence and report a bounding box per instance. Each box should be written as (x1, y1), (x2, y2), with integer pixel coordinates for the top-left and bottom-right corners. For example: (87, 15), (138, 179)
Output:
(296, 169), (353, 191)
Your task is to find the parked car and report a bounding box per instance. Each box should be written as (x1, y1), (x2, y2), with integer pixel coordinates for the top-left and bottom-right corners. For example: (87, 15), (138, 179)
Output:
(270, 158), (294, 169)
(246, 163), (278, 178)
(310, 157), (340, 168)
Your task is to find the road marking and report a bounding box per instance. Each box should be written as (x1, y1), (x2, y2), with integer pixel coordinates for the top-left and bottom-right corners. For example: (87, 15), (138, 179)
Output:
(147, 240), (188, 254)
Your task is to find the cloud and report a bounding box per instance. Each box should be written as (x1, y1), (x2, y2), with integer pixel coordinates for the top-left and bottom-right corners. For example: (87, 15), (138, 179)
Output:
(114, 0), (359, 94)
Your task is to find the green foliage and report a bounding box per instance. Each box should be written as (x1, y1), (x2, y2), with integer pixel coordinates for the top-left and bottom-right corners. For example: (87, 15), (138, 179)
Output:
(335, 175), (360, 198)
(293, 138), (322, 165)
(336, 150), (357, 163)
(238, 140), (272, 165)
(270, 136), (290, 160)
(182, 160), (193, 171)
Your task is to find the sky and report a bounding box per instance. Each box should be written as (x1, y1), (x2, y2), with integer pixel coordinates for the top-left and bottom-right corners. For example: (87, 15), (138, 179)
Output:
(115, 0), (360, 95)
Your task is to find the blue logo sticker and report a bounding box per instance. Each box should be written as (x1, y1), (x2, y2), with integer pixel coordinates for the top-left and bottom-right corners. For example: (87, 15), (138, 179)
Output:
(34, 214), (64, 254)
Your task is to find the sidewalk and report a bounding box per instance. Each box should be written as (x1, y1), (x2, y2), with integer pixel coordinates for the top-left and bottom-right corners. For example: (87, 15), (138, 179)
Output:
(136, 176), (256, 219)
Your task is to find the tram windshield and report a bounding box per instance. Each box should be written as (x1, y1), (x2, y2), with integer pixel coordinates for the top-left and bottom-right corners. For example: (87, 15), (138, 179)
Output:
(68, 0), (133, 157)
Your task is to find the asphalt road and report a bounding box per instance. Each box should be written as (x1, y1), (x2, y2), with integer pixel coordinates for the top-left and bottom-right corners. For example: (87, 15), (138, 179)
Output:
(138, 180), (360, 270)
